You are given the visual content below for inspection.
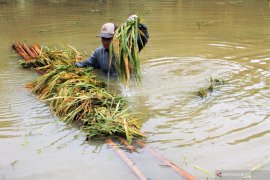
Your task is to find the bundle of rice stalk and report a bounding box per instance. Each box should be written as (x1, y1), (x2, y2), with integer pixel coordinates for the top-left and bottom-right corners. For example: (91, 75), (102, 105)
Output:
(110, 15), (145, 85)
(22, 48), (145, 142)
(82, 102), (144, 142)
(21, 46), (85, 73)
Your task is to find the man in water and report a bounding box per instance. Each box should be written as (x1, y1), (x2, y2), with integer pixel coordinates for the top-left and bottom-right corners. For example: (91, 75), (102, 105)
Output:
(75, 15), (149, 76)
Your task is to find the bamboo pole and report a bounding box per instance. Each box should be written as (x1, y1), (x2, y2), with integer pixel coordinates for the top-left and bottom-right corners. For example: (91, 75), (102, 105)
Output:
(118, 137), (197, 179)
(32, 44), (42, 56)
(117, 137), (136, 152)
(136, 140), (198, 180)
(22, 43), (36, 58)
(12, 42), (31, 60)
(30, 46), (38, 58)
(106, 138), (147, 180)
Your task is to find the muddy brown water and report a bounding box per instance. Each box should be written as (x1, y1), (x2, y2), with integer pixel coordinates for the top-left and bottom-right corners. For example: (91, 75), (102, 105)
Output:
(1, 0), (270, 179)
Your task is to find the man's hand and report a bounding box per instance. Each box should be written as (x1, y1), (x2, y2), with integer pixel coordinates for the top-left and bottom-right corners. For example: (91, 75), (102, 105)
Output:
(127, 14), (138, 22)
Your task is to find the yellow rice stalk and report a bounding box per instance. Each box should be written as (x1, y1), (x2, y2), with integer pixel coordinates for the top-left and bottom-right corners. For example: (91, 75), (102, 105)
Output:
(110, 14), (145, 85)
(20, 46), (145, 141)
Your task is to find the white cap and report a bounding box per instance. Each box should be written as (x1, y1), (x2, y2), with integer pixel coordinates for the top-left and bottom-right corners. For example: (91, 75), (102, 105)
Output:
(97, 23), (115, 38)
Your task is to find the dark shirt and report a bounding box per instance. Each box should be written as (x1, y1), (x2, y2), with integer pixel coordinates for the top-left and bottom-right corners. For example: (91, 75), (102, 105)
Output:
(75, 47), (116, 74)
(75, 24), (149, 75)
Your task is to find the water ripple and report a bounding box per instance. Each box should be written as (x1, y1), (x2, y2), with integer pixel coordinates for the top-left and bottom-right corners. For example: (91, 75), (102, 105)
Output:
(133, 56), (270, 149)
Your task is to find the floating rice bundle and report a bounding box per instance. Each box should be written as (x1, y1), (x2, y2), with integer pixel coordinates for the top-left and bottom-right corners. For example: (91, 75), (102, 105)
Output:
(13, 42), (85, 73)
(13, 43), (145, 142)
(196, 77), (226, 98)
(110, 15), (145, 85)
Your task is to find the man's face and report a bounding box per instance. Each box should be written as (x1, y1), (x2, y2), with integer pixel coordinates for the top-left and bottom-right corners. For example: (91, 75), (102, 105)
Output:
(101, 37), (113, 50)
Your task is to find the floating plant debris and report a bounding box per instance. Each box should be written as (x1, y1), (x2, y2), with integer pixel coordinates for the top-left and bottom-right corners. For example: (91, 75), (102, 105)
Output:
(196, 77), (226, 98)
(13, 42), (145, 142)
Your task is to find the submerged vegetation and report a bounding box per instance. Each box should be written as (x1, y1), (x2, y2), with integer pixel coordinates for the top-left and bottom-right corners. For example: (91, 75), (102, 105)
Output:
(13, 43), (145, 142)
(196, 77), (225, 98)
(110, 14), (145, 85)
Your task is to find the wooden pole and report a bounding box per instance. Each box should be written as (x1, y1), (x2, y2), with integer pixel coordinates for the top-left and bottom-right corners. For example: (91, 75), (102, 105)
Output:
(12, 42), (31, 60)
(106, 138), (147, 180)
(22, 43), (36, 58)
(136, 140), (197, 180)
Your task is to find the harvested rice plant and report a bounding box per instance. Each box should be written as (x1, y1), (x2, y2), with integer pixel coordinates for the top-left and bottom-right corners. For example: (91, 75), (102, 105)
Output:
(13, 43), (145, 143)
(110, 14), (146, 85)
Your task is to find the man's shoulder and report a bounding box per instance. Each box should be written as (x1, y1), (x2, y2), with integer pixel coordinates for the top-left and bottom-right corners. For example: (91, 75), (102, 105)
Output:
(94, 46), (105, 53)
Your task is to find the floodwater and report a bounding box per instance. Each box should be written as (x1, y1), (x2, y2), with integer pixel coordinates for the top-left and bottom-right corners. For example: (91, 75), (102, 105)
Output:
(1, 0), (270, 179)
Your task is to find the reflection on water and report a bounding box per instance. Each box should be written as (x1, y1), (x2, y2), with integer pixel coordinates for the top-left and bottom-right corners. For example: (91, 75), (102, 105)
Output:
(1, 0), (270, 179)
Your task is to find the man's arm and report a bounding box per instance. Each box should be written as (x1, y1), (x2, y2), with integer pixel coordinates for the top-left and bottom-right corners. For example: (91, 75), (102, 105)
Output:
(138, 23), (149, 52)
(127, 15), (149, 52)
(75, 49), (100, 68)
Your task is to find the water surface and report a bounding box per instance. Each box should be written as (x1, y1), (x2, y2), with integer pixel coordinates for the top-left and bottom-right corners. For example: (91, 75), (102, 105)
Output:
(1, 0), (270, 179)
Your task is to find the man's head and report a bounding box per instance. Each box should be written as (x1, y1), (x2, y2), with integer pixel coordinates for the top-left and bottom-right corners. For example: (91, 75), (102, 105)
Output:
(97, 23), (118, 50)
(98, 23), (115, 38)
